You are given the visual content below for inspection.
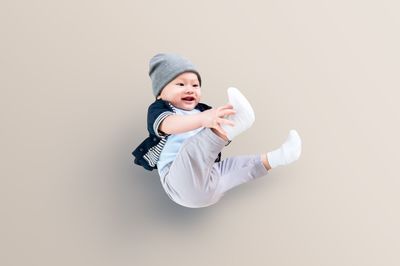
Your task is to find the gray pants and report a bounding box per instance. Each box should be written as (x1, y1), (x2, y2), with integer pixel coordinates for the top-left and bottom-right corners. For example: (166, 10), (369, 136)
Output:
(159, 128), (269, 208)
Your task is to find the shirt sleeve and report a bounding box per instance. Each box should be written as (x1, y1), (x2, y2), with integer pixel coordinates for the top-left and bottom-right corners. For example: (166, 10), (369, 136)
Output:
(147, 100), (174, 138)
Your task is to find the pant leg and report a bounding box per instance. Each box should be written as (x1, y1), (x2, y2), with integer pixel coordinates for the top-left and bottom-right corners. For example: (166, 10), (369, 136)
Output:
(163, 128), (228, 207)
(212, 155), (269, 197)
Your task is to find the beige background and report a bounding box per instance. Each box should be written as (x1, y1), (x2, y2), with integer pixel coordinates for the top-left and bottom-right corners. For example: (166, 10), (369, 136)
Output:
(1, 0), (399, 265)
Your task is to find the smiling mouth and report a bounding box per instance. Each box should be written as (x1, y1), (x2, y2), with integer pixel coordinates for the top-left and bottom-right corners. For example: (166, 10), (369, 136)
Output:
(181, 96), (195, 102)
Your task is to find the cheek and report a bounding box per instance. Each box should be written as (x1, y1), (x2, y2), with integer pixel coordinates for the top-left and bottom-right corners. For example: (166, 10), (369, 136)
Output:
(161, 91), (173, 101)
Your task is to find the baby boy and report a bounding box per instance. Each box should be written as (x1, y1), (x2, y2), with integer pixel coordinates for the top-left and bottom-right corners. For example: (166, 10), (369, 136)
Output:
(133, 53), (302, 208)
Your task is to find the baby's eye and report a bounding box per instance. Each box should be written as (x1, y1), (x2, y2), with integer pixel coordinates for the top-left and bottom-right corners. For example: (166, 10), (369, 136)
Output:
(193, 84), (199, 87)
(176, 83), (184, 86)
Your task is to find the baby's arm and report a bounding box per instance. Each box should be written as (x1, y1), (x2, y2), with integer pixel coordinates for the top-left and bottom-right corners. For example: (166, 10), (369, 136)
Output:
(159, 104), (236, 136)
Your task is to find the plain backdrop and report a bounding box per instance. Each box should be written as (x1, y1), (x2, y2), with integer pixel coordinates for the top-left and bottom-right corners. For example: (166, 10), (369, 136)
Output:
(1, 0), (399, 265)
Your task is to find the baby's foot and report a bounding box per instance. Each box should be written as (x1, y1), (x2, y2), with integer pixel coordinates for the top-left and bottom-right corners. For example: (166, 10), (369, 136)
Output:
(267, 130), (302, 168)
(221, 87), (255, 140)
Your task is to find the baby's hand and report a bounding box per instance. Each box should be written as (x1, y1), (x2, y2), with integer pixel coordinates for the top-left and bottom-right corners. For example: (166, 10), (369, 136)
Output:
(201, 104), (236, 136)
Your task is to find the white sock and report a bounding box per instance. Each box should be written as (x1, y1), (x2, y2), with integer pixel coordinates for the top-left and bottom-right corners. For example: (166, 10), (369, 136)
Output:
(267, 130), (302, 168)
(221, 87), (255, 140)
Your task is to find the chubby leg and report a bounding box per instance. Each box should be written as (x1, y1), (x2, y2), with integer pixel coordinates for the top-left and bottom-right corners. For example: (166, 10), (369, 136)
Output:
(213, 155), (269, 196)
(163, 128), (229, 207)
(211, 128), (229, 141)
(261, 154), (272, 171)
(213, 130), (303, 198)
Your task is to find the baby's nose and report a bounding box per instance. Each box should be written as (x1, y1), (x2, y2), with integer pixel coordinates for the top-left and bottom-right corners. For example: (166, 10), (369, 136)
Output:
(185, 86), (194, 93)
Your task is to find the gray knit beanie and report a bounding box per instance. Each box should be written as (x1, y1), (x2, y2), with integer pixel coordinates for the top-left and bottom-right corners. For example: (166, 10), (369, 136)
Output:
(149, 53), (202, 97)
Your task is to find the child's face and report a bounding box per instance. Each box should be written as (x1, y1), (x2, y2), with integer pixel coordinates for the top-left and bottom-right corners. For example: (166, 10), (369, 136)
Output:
(157, 72), (201, 110)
